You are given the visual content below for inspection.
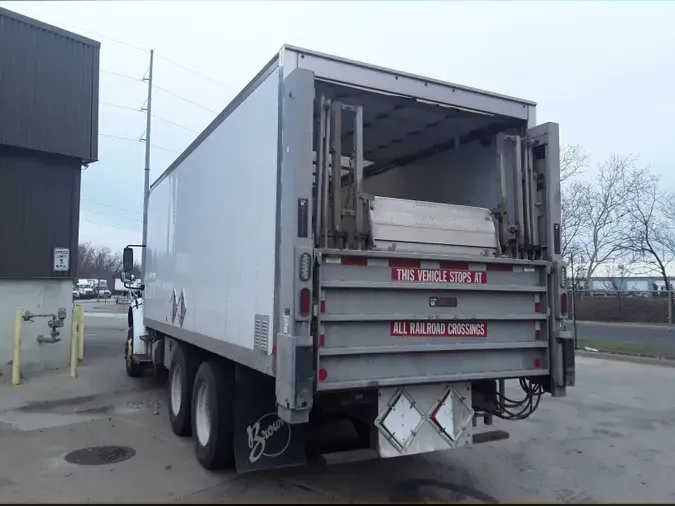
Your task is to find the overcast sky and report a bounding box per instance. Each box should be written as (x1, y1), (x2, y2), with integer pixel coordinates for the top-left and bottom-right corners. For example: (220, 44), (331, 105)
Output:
(3, 1), (674, 253)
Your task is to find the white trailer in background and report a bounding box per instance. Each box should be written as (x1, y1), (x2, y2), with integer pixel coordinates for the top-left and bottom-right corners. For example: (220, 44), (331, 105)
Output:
(76, 279), (96, 299)
(114, 278), (140, 305)
(121, 45), (574, 473)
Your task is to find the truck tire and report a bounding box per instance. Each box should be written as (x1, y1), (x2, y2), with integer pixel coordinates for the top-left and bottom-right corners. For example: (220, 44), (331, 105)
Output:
(125, 329), (143, 378)
(169, 345), (201, 437)
(191, 360), (235, 470)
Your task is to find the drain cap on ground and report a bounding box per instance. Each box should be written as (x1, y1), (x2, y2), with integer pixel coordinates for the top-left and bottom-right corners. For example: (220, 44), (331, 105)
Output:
(64, 445), (136, 466)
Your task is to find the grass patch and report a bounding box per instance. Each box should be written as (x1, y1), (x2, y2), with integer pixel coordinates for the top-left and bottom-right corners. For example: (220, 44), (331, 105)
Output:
(578, 338), (675, 359)
(579, 320), (672, 327)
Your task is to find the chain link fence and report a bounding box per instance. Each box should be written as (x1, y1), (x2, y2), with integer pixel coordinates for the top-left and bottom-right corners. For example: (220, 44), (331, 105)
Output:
(571, 290), (673, 323)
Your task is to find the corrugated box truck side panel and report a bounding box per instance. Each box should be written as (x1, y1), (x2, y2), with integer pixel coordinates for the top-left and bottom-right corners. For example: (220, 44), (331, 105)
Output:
(144, 65), (281, 364)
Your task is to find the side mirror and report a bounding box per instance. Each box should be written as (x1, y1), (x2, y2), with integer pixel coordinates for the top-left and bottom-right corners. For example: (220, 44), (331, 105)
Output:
(120, 271), (130, 283)
(123, 247), (134, 273)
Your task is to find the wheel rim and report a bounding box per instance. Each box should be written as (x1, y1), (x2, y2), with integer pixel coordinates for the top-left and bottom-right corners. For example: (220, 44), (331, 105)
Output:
(170, 364), (182, 415)
(195, 381), (211, 447)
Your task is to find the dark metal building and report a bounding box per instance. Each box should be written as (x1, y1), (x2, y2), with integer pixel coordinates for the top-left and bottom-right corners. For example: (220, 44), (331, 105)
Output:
(0, 7), (100, 279)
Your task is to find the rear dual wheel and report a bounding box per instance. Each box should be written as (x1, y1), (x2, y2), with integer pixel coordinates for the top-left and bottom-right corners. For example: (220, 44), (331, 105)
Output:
(191, 360), (235, 470)
(168, 345), (200, 436)
(167, 344), (235, 470)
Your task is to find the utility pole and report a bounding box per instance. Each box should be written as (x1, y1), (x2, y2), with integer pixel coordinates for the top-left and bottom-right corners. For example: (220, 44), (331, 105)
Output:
(570, 252), (578, 350)
(141, 49), (154, 278)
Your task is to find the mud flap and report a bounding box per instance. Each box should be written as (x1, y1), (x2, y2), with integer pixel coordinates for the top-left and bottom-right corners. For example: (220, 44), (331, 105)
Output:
(562, 339), (576, 387)
(233, 364), (308, 473)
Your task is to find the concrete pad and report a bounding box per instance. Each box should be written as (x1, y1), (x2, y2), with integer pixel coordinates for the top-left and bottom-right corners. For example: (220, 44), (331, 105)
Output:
(84, 312), (126, 319)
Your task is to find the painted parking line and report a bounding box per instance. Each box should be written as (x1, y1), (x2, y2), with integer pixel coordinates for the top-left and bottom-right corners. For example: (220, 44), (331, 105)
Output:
(85, 312), (127, 319)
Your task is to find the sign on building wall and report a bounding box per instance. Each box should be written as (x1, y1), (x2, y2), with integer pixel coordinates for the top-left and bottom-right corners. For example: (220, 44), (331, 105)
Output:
(53, 247), (70, 272)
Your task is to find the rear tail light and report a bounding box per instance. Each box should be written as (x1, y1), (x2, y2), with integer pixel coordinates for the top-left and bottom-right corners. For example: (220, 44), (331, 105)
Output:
(560, 292), (568, 316)
(299, 288), (311, 316)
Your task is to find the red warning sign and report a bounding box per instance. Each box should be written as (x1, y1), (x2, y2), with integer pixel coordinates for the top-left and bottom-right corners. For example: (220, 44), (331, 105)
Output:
(390, 321), (488, 338)
(391, 268), (486, 284)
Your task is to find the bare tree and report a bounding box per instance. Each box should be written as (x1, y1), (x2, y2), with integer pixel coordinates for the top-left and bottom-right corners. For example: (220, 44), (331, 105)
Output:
(569, 251), (587, 290)
(560, 144), (590, 184)
(573, 154), (639, 279)
(561, 179), (589, 261)
(77, 242), (140, 290)
(623, 170), (674, 298)
(600, 259), (640, 311)
(658, 190), (675, 258)
(78, 243), (96, 272)
(560, 145), (590, 261)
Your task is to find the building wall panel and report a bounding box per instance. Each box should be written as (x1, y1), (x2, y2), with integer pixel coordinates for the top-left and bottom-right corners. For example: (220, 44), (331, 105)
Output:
(0, 7), (100, 161)
(0, 146), (81, 279)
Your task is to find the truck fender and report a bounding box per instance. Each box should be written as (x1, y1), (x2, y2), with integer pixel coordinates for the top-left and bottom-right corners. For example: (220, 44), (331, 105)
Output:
(129, 298), (147, 355)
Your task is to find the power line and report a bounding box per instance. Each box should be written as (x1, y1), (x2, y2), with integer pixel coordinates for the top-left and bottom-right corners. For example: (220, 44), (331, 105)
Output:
(99, 132), (180, 154)
(9, 7), (149, 55)
(150, 143), (181, 154)
(81, 199), (142, 216)
(80, 219), (141, 233)
(101, 103), (202, 134)
(100, 69), (143, 82)
(100, 101), (142, 113)
(152, 113), (199, 134)
(81, 207), (143, 223)
(9, 8), (237, 98)
(152, 84), (219, 114)
(154, 52), (237, 91)
(99, 133), (141, 143)
(80, 30), (148, 54)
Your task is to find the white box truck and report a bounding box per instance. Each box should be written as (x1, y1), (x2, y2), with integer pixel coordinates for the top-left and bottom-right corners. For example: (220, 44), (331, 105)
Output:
(76, 279), (96, 299)
(120, 45), (575, 473)
(114, 278), (141, 305)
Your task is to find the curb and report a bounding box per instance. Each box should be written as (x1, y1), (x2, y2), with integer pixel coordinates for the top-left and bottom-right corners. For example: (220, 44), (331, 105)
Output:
(576, 350), (675, 368)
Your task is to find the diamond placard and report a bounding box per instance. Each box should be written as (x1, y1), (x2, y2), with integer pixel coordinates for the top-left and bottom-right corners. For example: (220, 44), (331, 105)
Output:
(376, 389), (424, 452)
(429, 387), (474, 442)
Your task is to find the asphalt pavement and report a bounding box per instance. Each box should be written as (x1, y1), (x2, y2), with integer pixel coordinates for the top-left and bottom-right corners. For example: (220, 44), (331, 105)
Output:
(574, 321), (675, 352)
(0, 310), (673, 502)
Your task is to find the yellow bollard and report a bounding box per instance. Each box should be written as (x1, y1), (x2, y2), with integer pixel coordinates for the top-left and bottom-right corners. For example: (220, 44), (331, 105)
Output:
(70, 306), (78, 378)
(12, 308), (23, 386)
(77, 305), (85, 361)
